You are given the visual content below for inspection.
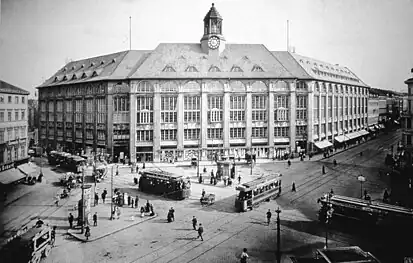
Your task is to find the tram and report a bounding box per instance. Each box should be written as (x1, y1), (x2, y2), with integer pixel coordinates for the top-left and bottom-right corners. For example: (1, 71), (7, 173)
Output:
(139, 169), (191, 200)
(317, 194), (413, 227)
(235, 174), (282, 212)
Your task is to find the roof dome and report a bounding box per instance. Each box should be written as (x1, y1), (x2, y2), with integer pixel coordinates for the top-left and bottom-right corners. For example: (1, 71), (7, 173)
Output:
(204, 3), (222, 21)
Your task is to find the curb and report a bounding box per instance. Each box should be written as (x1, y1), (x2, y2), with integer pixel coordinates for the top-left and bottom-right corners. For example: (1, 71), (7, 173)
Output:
(66, 214), (158, 242)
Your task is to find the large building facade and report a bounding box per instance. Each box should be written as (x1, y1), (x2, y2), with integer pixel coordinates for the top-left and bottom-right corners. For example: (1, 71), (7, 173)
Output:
(37, 4), (370, 163)
(0, 80), (30, 172)
(402, 72), (413, 165)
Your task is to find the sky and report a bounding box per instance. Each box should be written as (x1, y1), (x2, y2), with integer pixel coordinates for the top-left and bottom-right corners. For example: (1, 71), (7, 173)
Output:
(0, 0), (412, 98)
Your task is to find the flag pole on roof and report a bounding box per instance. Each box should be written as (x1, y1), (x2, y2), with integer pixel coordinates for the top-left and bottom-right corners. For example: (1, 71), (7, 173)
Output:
(129, 16), (132, 50)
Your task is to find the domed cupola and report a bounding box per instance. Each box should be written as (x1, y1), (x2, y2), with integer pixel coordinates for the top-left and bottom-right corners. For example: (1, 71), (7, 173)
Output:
(201, 3), (226, 54)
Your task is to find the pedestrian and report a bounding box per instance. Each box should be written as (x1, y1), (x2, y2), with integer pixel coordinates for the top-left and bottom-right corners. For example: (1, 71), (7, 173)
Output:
(238, 174), (241, 184)
(197, 223), (204, 241)
(116, 207), (121, 219)
(240, 248), (249, 263)
(68, 213), (74, 229)
(333, 159), (337, 166)
(266, 209), (272, 225)
(85, 226), (91, 240)
(135, 195), (139, 209)
(128, 195), (131, 206)
(101, 191), (106, 204)
(55, 194), (60, 206)
(169, 207), (175, 221)
(292, 182), (296, 192)
(223, 176), (227, 186)
(364, 189), (368, 199)
(94, 193), (99, 206)
(322, 165), (326, 175)
(202, 189), (206, 198)
(140, 206), (145, 217)
(330, 188), (334, 197)
(287, 160), (291, 167)
(192, 216), (197, 230)
(93, 212), (98, 226)
(383, 189), (389, 202)
(131, 196), (135, 208)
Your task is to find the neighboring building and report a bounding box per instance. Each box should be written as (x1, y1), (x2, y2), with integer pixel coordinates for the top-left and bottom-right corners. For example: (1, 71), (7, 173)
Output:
(36, 3), (370, 163)
(367, 95), (380, 127)
(402, 71), (413, 167)
(0, 80), (30, 183)
(28, 99), (38, 131)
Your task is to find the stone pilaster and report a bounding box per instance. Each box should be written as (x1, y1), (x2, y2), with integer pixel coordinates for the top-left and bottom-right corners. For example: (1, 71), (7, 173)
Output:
(107, 89), (114, 156)
(307, 81), (314, 153)
(177, 90), (184, 151)
(331, 84), (334, 142)
(268, 83), (275, 158)
(319, 82), (322, 139)
(201, 83), (208, 152)
(289, 82), (297, 152)
(153, 84), (161, 162)
(245, 83), (252, 148)
(223, 83), (230, 149)
(129, 93), (136, 164)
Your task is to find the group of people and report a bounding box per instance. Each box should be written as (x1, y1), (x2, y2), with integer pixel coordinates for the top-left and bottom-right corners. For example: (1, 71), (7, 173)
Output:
(140, 200), (155, 217)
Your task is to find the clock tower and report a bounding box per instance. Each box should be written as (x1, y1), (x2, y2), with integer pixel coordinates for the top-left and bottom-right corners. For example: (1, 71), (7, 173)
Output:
(200, 3), (226, 55)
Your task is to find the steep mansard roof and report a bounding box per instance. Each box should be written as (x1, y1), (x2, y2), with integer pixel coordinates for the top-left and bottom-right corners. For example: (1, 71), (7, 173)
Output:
(0, 80), (30, 95)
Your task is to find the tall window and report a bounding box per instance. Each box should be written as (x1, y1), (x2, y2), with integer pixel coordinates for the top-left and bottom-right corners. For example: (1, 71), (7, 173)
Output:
(48, 101), (54, 122)
(0, 111), (4, 122)
(314, 96), (319, 121)
(15, 111), (19, 121)
(328, 96), (332, 118)
(65, 100), (73, 122)
(230, 96), (245, 121)
(296, 126), (307, 136)
(321, 123), (326, 135)
(321, 96), (326, 119)
(252, 127), (267, 138)
(184, 96), (200, 122)
(358, 97), (361, 114)
(334, 97), (338, 118)
(344, 97), (348, 115)
(113, 96), (129, 112)
(56, 101), (63, 122)
(184, 129), (200, 140)
(208, 96), (223, 122)
(8, 110), (12, 121)
(85, 99), (94, 123)
(97, 98), (106, 123)
(161, 96), (177, 123)
(137, 97), (153, 124)
(137, 130), (153, 141)
(207, 128), (223, 139)
(274, 127), (289, 137)
(252, 95), (267, 121)
(0, 130), (4, 143)
(274, 95), (289, 121)
(75, 100), (82, 123)
(349, 97), (353, 115)
(296, 96), (307, 120)
(230, 128), (245, 139)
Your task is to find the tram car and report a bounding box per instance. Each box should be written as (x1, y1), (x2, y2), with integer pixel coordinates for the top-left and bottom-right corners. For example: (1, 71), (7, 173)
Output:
(317, 194), (413, 228)
(139, 169), (191, 200)
(235, 174), (282, 212)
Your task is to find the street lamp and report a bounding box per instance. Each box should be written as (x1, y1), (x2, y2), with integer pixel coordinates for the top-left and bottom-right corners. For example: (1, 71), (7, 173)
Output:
(324, 194), (334, 249)
(110, 165), (114, 220)
(357, 175), (366, 198)
(275, 207), (281, 263)
(80, 166), (86, 234)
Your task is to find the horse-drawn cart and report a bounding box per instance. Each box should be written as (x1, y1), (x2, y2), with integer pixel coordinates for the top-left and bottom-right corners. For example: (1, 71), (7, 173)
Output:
(200, 194), (215, 206)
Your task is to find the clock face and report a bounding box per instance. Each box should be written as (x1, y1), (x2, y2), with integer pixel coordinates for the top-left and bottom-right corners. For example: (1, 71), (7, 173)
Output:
(208, 36), (220, 50)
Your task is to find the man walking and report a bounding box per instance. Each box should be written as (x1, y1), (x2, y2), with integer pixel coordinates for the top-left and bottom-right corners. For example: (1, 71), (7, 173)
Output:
(68, 213), (74, 229)
(197, 223), (204, 241)
(135, 195), (139, 209)
(192, 216), (197, 230)
(93, 212), (98, 226)
(266, 209), (272, 225)
(240, 248), (249, 263)
(94, 193), (99, 206)
(238, 174), (242, 184)
(102, 188), (107, 203)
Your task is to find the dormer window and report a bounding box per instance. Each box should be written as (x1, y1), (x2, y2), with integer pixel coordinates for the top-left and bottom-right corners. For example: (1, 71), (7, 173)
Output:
(112, 58), (116, 63)
(230, 66), (243, 72)
(71, 66), (75, 70)
(178, 55), (186, 60)
(221, 55), (228, 60)
(162, 65), (176, 72)
(63, 67), (67, 72)
(54, 76), (59, 82)
(90, 62), (95, 67)
(100, 61), (105, 65)
(251, 65), (264, 72)
(62, 75), (68, 81)
(81, 72), (87, 78)
(71, 74), (77, 80)
(209, 66), (221, 72)
(91, 71), (98, 77)
(80, 64), (85, 69)
(201, 55), (208, 60)
(242, 56), (250, 61)
(185, 66), (198, 72)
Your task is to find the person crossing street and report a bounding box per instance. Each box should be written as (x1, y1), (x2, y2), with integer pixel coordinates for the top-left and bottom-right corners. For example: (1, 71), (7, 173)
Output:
(197, 223), (204, 241)
(192, 216), (197, 230)
(266, 209), (272, 225)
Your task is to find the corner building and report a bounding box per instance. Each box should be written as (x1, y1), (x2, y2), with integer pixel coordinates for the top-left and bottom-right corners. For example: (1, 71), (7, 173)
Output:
(37, 4), (370, 163)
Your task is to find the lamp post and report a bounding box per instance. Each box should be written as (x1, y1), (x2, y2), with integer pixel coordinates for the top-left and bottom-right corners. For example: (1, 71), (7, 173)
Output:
(275, 207), (281, 263)
(197, 138), (200, 177)
(357, 175), (366, 198)
(110, 165), (114, 220)
(324, 194), (333, 249)
(80, 166), (86, 234)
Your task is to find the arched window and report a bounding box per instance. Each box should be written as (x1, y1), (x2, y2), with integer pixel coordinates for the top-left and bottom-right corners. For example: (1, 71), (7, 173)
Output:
(230, 66), (243, 72)
(162, 65), (176, 72)
(209, 66), (221, 72)
(137, 81), (154, 92)
(185, 66), (198, 72)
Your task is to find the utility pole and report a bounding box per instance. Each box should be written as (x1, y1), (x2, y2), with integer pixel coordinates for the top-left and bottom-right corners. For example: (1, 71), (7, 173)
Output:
(81, 166), (85, 234)
(275, 207), (281, 263)
(110, 165), (114, 220)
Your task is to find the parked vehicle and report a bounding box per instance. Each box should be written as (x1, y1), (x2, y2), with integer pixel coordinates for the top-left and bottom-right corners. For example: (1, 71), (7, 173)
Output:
(1, 222), (55, 263)
(139, 169), (191, 200)
(235, 174), (282, 212)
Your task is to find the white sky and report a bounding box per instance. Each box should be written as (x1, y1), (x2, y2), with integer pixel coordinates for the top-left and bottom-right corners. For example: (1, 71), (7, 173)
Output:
(1, 0), (412, 98)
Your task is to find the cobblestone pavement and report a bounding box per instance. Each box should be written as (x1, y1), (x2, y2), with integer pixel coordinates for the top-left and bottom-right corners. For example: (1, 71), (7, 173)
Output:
(1, 131), (405, 263)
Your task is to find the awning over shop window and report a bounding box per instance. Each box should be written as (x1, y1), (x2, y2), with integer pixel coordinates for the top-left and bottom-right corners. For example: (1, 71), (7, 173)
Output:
(379, 124), (385, 129)
(17, 163), (36, 176)
(359, 130), (370, 136)
(314, 140), (333, 150)
(334, 135), (346, 143)
(368, 125), (376, 132)
(0, 169), (26, 185)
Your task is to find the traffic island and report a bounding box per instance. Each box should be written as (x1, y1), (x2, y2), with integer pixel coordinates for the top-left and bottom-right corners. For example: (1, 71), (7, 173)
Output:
(67, 213), (157, 242)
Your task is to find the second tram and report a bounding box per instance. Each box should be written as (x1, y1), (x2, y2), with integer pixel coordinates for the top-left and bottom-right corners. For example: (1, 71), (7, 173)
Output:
(235, 174), (282, 212)
(139, 169), (191, 200)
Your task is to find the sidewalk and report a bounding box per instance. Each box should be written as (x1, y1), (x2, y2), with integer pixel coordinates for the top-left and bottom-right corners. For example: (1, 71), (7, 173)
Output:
(67, 207), (158, 242)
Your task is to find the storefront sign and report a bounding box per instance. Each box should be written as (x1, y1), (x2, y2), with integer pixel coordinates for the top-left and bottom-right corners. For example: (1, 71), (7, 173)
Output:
(0, 162), (15, 172)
